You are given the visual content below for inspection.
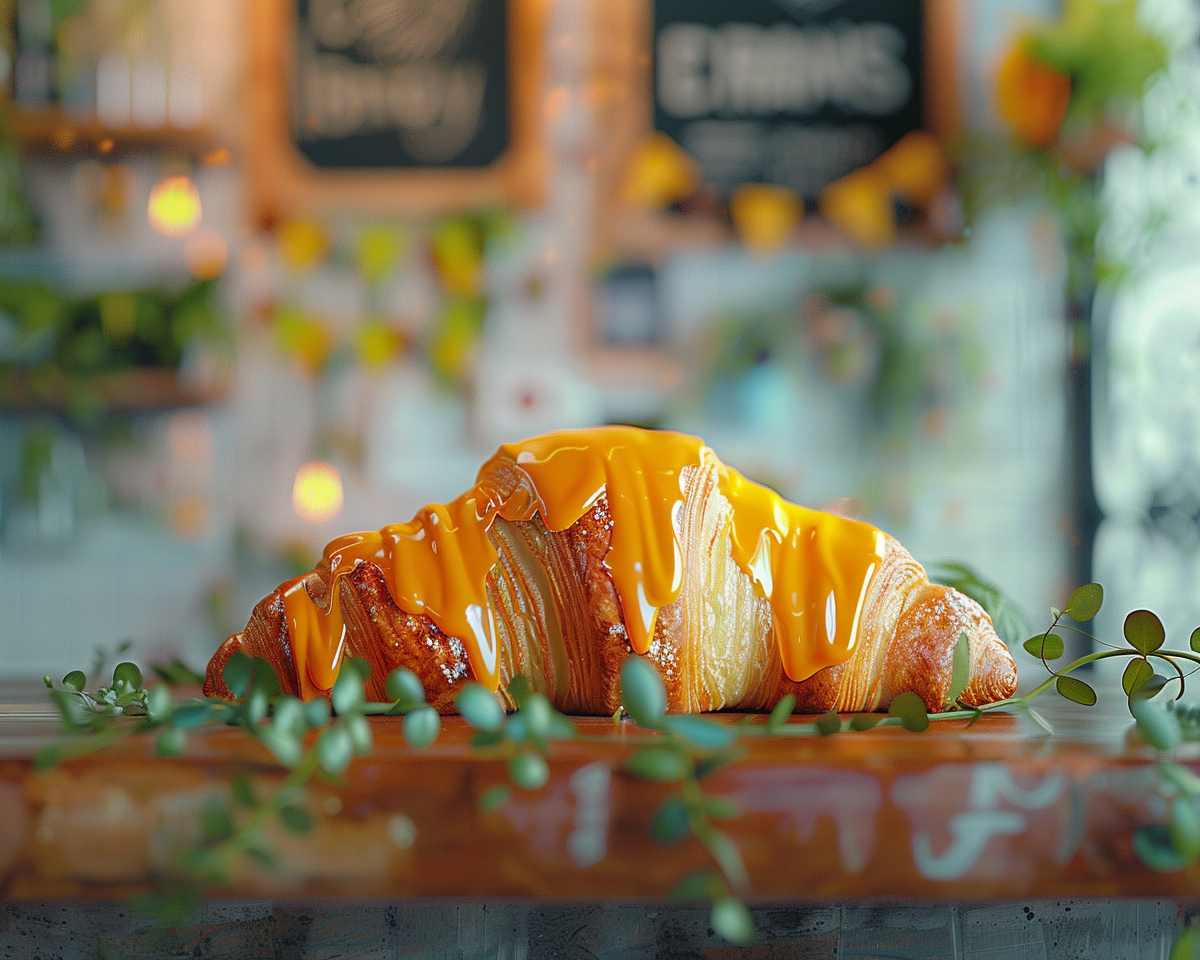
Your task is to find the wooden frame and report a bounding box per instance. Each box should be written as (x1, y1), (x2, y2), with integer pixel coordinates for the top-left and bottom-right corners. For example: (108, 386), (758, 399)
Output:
(246, 0), (547, 223)
(590, 0), (961, 261)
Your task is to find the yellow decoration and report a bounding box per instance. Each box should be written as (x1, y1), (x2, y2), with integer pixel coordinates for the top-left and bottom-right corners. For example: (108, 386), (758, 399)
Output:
(356, 317), (404, 370)
(147, 175), (201, 237)
(279, 219), (330, 273)
(274, 306), (332, 375)
(429, 297), (484, 384)
(292, 462), (344, 525)
(356, 225), (406, 286)
(432, 218), (484, 296)
(99, 293), (137, 344)
(620, 133), (699, 209)
(819, 168), (896, 249)
(996, 44), (1072, 149)
(729, 184), (803, 255)
(872, 131), (949, 209)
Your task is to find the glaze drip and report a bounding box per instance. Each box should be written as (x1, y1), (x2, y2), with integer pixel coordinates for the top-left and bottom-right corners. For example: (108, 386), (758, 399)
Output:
(281, 426), (886, 695)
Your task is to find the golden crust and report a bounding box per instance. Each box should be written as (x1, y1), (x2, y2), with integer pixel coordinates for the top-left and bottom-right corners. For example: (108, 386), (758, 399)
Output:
(205, 489), (1018, 715)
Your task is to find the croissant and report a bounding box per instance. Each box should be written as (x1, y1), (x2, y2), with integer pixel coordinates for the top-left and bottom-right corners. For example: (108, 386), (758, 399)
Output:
(204, 426), (1018, 715)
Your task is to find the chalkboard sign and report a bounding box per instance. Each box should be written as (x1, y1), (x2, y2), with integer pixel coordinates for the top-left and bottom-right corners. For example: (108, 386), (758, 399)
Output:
(292, 0), (510, 169)
(653, 0), (925, 199)
(246, 0), (543, 218)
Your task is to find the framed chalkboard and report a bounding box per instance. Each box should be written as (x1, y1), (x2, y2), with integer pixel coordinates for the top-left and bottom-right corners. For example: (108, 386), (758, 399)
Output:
(655, 0), (924, 200)
(248, 0), (545, 219)
(591, 0), (958, 256)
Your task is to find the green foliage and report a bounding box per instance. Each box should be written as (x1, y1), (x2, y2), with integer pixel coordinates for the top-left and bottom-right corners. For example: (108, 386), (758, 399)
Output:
(815, 710), (842, 736)
(888, 692), (930, 732)
(626, 746), (689, 782)
(402, 706), (441, 749)
(652, 797), (691, 843)
(1122, 659), (1154, 698)
(508, 751), (549, 790)
(620, 656), (667, 728)
(478, 784), (510, 812)
(711, 897), (755, 946)
(766, 694), (795, 732)
(456, 682), (505, 732)
(1055, 676), (1097, 707)
(1125, 610), (1166, 655)
(947, 633), (970, 706)
(1065, 583), (1103, 622)
(1024, 633), (1064, 661)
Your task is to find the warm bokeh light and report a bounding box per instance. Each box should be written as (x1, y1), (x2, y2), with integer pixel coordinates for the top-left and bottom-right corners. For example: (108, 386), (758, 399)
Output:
(184, 228), (229, 279)
(147, 174), (202, 236)
(292, 462), (344, 524)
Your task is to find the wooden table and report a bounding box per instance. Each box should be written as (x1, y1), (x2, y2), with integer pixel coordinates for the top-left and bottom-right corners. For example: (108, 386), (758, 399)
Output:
(1, 681), (1197, 958)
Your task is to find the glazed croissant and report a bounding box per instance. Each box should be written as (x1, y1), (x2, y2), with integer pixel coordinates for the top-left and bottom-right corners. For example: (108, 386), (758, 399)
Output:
(204, 427), (1017, 715)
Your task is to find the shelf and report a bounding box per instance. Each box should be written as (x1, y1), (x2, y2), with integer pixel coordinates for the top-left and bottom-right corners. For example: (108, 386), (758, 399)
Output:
(0, 367), (229, 413)
(6, 105), (221, 158)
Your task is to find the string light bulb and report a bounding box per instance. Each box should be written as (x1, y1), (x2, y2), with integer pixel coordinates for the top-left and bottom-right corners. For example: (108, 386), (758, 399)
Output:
(148, 174), (201, 236)
(293, 462), (344, 524)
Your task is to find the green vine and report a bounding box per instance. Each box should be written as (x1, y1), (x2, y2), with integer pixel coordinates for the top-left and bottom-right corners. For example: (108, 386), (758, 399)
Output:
(34, 571), (1200, 947)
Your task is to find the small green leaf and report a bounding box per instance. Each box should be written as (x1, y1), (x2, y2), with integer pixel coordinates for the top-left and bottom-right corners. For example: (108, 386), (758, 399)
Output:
(508, 751), (549, 790)
(260, 728), (304, 768)
(279, 804), (314, 834)
(146, 686), (173, 722)
(457, 682), (505, 732)
(1123, 659), (1154, 698)
(62, 670), (87, 692)
(272, 696), (306, 737)
(172, 702), (212, 729)
(1065, 583), (1103, 622)
(346, 714), (372, 755)
(504, 711), (529, 743)
(342, 657), (372, 682)
(471, 730), (505, 748)
(815, 710), (841, 736)
(303, 697), (331, 729)
(316, 724), (354, 774)
(1131, 698), (1182, 751)
(478, 784), (511, 811)
(1022, 703), (1055, 736)
(707, 829), (750, 892)
(385, 668), (425, 709)
(506, 674), (533, 707)
(947, 632), (970, 705)
(1191, 628), (1200, 654)
(1055, 675), (1097, 706)
(1134, 824), (1192, 872)
(1163, 763), (1200, 796)
(620, 656), (667, 729)
(244, 687), (268, 725)
(112, 662), (142, 690)
(1171, 926), (1200, 960)
(331, 668), (365, 715)
(849, 714), (883, 732)
(248, 657), (283, 699)
(522, 694), (553, 739)
(223, 651), (253, 699)
(888, 692), (929, 732)
(711, 897), (755, 945)
(662, 714), (738, 748)
(1169, 796), (1200, 860)
(703, 796), (739, 820)
(156, 727), (186, 757)
(402, 705), (441, 748)
(1023, 633), (1064, 661)
(200, 799), (234, 844)
(33, 746), (61, 771)
(625, 746), (689, 782)
(652, 796), (691, 842)
(1133, 674), (1170, 702)
(230, 775), (256, 809)
(1125, 609), (1166, 655)
(766, 694), (795, 732)
(547, 711), (578, 740)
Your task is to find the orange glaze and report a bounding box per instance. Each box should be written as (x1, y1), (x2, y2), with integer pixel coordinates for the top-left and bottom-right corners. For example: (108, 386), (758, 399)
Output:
(281, 426), (886, 696)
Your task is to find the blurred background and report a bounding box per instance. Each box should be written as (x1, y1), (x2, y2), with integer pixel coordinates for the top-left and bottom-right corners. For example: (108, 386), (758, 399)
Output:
(0, 0), (1195, 685)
